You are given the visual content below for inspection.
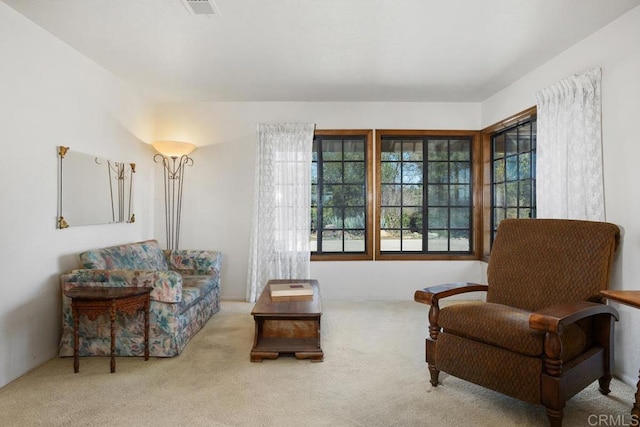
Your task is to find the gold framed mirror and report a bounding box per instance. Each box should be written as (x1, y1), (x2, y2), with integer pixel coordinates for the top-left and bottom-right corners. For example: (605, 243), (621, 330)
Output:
(57, 146), (135, 228)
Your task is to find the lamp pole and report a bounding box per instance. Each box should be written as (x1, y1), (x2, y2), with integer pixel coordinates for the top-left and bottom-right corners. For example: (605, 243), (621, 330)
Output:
(154, 153), (194, 251)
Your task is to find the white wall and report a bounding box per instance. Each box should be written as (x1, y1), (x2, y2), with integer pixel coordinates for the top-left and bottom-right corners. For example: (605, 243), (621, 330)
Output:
(481, 6), (640, 385)
(155, 102), (484, 301)
(0, 4), (156, 387)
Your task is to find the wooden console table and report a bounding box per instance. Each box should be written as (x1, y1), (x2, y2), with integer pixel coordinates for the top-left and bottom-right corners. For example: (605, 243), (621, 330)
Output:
(601, 290), (640, 420)
(64, 286), (152, 373)
(250, 279), (323, 362)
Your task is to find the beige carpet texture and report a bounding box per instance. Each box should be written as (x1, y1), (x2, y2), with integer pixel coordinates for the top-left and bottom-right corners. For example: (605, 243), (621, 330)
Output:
(0, 300), (635, 426)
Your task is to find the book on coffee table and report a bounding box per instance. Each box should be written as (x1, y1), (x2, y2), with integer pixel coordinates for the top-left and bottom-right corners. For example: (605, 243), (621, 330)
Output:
(270, 282), (314, 298)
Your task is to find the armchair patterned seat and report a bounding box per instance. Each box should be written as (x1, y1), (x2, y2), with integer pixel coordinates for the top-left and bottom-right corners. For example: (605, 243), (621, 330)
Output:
(59, 239), (222, 358)
(415, 219), (620, 426)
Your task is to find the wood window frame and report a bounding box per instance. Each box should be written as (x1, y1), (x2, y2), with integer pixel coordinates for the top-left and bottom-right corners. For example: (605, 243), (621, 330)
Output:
(375, 129), (482, 261)
(311, 129), (374, 261)
(480, 106), (537, 260)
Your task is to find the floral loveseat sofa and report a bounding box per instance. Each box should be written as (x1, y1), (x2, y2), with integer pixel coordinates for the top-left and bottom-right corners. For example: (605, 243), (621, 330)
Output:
(59, 239), (222, 358)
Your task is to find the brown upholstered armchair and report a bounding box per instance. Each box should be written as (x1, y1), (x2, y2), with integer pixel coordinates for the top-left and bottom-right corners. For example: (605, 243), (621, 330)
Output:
(414, 219), (620, 426)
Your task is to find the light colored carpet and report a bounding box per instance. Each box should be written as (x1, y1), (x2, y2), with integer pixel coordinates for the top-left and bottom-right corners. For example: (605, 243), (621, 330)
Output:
(0, 300), (635, 426)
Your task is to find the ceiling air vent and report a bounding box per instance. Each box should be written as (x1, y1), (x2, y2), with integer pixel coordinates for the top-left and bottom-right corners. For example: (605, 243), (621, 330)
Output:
(181, 0), (220, 15)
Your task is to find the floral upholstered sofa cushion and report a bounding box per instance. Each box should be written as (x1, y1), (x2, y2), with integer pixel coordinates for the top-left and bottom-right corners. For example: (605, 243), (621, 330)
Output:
(59, 239), (222, 358)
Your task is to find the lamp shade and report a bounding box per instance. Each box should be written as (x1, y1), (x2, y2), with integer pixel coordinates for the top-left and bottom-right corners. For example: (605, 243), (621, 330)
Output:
(152, 140), (196, 157)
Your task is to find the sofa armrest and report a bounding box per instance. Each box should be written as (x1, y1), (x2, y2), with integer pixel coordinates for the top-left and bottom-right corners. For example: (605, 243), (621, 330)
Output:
(61, 269), (183, 303)
(165, 250), (222, 276)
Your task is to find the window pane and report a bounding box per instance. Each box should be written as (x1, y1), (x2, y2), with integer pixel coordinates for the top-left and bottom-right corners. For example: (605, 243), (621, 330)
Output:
(450, 208), (470, 228)
(427, 207), (448, 228)
(427, 162), (448, 183)
(519, 208), (532, 219)
(493, 134), (505, 160)
(322, 185), (343, 206)
(322, 140), (342, 161)
(402, 230), (422, 251)
(344, 208), (365, 229)
(311, 163), (318, 184)
(450, 140), (470, 161)
(518, 180), (532, 207)
(402, 184), (422, 206)
(505, 131), (517, 155)
(428, 230), (448, 251)
(380, 231), (400, 251)
(518, 153), (531, 178)
(344, 140), (364, 160)
(450, 162), (470, 184)
(450, 185), (470, 206)
(323, 207), (343, 228)
(451, 230), (470, 252)
(311, 185), (317, 206)
(311, 207), (318, 231)
(427, 140), (448, 160)
(402, 140), (423, 161)
(494, 183), (505, 206)
(381, 140), (402, 161)
(506, 208), (519, 218)
(321, 230), (343, 251)
(344, 230), (365, 252)
(380, 207), (401, 229)
(323, 162), (343, 183)
(493, 159), (505, 183)
(344, 162), (364, 183)
(494, 208), (505, 226)
(505, 156), (518, 181)
(380, 162), (401, 184)
(381, 184), (401, 206)
(402, 162), (423, 184)
(505, 182), (518, 206)
(428, 185), (448, 206)
(343, 185), (365, 206)
(402, 207), (422, 230)
(518, 124), (531, 153)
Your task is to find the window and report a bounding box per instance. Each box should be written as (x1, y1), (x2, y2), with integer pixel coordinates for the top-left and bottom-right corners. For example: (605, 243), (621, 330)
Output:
(481, 107), (537, 257)
(376, 130), (480, 260)
(311, 130), (373, 260)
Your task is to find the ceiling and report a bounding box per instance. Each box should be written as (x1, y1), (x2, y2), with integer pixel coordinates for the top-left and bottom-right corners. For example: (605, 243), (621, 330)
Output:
(4, 0), (640, 103)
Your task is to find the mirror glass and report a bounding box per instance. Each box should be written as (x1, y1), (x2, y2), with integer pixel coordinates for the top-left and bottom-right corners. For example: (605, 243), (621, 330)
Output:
(57, 147), (135, 228)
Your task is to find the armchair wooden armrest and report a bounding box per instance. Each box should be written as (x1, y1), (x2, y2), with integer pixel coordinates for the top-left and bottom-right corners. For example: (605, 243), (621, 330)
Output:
(414, 282), (488, 305)
(529, 301), (619, 334)
(530, 301), (619, 380)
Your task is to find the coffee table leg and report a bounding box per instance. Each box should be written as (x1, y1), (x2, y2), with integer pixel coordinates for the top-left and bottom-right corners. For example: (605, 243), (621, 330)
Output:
(110, 304), (116, 373)
(72, 305), (79, 373)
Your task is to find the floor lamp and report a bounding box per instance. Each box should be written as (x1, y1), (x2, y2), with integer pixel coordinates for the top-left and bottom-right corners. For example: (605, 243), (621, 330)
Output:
(152, 140), (196, 251)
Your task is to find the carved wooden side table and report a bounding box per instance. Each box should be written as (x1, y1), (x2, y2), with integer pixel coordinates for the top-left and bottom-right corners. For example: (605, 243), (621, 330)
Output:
(601, 290), (640, 421)
(64, 286), (152, 373)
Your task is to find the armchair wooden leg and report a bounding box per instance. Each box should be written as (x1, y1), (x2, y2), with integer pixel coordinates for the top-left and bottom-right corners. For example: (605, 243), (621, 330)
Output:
(598, 374), (612, 395)
(428, 365), (440, 386)
(546, 408), (563, 427)
(426, 338), (440, 386)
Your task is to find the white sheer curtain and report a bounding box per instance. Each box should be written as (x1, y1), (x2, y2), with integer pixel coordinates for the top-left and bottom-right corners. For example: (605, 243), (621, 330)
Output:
(246, 123), (315, 302)
(535, 68), (605, 220)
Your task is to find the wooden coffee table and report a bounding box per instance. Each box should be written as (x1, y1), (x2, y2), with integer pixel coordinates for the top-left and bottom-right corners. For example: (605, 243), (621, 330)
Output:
(250, 279), (323, 362)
